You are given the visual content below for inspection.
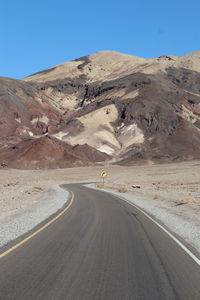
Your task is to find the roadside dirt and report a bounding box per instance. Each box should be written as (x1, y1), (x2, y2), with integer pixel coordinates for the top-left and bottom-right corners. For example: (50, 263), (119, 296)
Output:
(0, 160), (199, 227)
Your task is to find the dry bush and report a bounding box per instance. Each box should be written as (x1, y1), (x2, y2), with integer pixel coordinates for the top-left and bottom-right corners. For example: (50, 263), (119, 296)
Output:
(153, 194), (161, 200)
(118, 186), (127, 193)
(32, 186), (43, 192)
(95, 183), (104, 188)
(177, 198), (194, 205)
(181, 198), (193, 204)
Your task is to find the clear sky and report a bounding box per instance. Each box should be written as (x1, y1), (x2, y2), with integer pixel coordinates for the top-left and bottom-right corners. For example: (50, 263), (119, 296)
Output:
(1, 0), (199, 79)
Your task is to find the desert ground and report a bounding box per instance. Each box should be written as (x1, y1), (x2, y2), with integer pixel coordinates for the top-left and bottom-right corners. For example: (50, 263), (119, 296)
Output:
(0, 160), (199, 226)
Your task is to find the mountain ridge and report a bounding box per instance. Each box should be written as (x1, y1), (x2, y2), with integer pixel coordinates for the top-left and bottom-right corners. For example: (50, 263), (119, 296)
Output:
(0, 50), (200, 168)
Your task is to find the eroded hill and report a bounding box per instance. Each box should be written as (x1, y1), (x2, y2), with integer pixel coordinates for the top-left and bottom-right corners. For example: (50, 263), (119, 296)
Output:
(1, 50), (200, 168)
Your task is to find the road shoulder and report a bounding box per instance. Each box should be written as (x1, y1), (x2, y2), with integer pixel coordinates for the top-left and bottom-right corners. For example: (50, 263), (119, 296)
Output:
(86, 184), (200, 259)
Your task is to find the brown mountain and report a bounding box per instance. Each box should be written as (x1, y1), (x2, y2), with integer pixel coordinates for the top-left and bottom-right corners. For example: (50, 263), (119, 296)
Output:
(0, 50), (200, 168)
(0, 136), (110, 169)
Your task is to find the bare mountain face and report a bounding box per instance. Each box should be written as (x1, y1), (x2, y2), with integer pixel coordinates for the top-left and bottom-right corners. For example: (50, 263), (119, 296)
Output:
(1, 50), (200, 168)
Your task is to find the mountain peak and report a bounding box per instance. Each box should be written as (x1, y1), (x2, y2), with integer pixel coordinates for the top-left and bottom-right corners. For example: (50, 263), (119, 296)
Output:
(2, 49), (200, 168)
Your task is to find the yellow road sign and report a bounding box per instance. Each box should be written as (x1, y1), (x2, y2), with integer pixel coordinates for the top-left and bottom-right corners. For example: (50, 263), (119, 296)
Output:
(100, 171), (107, 177)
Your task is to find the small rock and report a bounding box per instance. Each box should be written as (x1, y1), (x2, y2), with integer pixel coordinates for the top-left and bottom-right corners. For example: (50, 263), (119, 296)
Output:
(132, 185), (141, 189)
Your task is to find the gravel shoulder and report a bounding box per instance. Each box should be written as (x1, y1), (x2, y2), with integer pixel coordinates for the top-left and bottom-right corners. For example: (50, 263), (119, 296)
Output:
(0, 183), (69, 248)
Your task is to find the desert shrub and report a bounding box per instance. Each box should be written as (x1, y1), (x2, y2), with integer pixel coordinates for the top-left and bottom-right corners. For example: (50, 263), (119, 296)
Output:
(118, 186), (127, 193)
(95, 183), (104, 188)
(179, 198), (193, 204)
(32, 186), (43, 192)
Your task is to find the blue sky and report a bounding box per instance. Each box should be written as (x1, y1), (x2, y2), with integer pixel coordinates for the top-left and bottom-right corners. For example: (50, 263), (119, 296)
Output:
(1, 0), (199, 78)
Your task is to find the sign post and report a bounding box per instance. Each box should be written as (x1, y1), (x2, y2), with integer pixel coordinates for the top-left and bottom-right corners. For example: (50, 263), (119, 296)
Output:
(100, 171), (107, 186)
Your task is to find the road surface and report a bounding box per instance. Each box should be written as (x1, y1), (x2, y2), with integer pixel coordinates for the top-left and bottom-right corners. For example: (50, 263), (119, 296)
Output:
(0, 184), (200, 300)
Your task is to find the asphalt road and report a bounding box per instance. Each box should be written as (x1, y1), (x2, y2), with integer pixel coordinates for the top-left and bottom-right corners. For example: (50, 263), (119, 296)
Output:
(0, 184), (200, 300)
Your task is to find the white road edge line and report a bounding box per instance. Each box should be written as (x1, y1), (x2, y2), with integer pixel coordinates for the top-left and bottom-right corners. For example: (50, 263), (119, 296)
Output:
(86, 185), (200, 267)
(118, 195), (200, 267)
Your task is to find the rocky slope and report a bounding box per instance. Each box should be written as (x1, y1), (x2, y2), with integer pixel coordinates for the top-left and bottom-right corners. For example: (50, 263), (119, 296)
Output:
(0, 136), (110, 169)
(1, 50), (200, 168)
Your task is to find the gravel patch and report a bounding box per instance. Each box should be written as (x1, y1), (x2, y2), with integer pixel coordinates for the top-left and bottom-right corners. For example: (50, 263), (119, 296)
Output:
(0, 185), (69, 248)
(86, 184), (200, 255)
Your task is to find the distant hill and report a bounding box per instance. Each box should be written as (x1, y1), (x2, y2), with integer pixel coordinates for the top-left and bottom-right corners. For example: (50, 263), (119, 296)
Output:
(1, 50), (200, 168)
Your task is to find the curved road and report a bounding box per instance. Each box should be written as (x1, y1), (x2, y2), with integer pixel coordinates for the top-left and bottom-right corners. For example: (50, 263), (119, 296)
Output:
(0, 184), (200, 300)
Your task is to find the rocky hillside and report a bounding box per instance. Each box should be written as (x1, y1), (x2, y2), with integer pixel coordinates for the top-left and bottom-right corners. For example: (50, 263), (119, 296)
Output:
(1, 50), (200, 168)
(0, 136), (110, 169)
